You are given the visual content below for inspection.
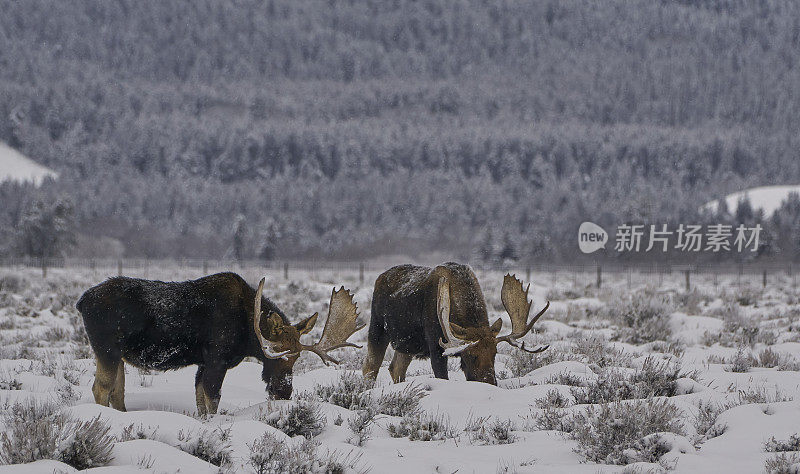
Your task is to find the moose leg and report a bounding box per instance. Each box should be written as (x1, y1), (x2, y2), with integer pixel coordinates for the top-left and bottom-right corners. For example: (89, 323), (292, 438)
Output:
(92, 356), (121, 408)
(109, 361), (127, 411)
(430, 350), (449, 380)
(195, 366), (207, 416)
(200, 365), (227, 415)
(362, 323), (389, 380)
(388, 351), (412, 383)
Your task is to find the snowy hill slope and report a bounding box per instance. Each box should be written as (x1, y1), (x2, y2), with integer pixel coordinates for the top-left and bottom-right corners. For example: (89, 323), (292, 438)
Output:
(701, 185), (800, 217)
(0, 141), (57, 185)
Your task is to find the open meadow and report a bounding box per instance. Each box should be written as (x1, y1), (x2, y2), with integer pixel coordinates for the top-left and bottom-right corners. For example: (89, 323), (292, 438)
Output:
(0, 265), (799, 473)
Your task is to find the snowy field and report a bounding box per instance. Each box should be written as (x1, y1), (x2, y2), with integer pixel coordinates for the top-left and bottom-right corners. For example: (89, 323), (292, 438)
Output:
(0, 141), (58, 185)
(0, 266), (799, 473)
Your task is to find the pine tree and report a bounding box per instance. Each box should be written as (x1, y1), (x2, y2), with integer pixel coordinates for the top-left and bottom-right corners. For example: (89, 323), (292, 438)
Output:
(258, 220), (279, 262)
(499, 231), (518, 263)
(232, 214), (248, 262)
(478, 228), (495, 265)
(16, 198), (76, 259)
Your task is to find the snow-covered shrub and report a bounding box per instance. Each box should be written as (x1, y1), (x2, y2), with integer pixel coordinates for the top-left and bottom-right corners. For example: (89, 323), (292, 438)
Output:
(734, 287), (761, 307)
(376, 383), (426, 417)
(532, 406), (574, 432)
(648, 340), (686, 358)
(572, 337), (633, 369)
(544, 371), (585, 387)
(571, 357), (689, 404)
(764, 452), (800, 474)
(468, 418), (517, 445)
(0, 399), (114, 469)
(609, 293), (673, 344)
(41, 327), (70, 343)
(248, 432), (367, 474)
(347, 405), (378, 446)
(313, 373), (425, 416)
(0, 370), (22, 390)
(57, 416), (115, 470)
(633, 357), (697, 395)
(388, 412), (455, 441)
(778, 357), (800, 372)
(535, 389), (572, 409)
(330, 349), (365, 371)
(546, 285), (592, 301)
(504, 346), (569, 377)
(693, 400), (737, 443)
(716, 306), (761, 347)
(725, 346), (754, 373)
(675, 289), (710, 315)
(569, 398), (684, 465)
(755, 348), (800, 370)
(765, 434), (800, 452)
(118, 423), (159, 441)
(0, 316), (15, 330)
(312, 371), (373, 409)
(738, 386), (792, 404)
(176, 427), (233, 468)
(257, 400), (326, 438)
(0, 274), (25, 293)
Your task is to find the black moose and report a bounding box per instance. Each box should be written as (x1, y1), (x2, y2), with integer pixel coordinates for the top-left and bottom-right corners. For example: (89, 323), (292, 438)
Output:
(362, 263), (548, 385)
(77, 272), (362, 414)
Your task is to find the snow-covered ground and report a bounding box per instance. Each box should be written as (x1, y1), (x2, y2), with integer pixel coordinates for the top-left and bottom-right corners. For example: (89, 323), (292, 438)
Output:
(701, 184), (800, 217)
(0, 142), (57, 185)
(0, 266), (799, 473)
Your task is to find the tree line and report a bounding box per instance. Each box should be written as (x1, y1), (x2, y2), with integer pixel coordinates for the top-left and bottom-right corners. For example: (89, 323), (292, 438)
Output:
(1, 0), (799, 262)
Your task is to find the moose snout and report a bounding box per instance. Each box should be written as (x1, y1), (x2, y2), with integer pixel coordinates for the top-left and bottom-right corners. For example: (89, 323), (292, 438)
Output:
(479, 373), (498, 385)
(465, 371), (497, 385)
(266, 374), (293, 400)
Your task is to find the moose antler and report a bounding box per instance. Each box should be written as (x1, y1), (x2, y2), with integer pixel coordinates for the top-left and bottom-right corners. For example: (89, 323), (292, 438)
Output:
(437, 277), (479, 356)
(254, 277), (292, 360)
(300, 286), (365, 365)
(495, 274), (549, 354)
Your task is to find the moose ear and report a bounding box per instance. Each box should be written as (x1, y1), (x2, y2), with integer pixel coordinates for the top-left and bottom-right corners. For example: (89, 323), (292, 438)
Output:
(490, 317), (503, 336)
(295, 312), (318, 335)
(449, 321), (469, 339)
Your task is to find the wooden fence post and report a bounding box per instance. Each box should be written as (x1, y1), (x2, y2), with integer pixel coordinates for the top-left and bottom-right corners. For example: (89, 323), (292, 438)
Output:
(685, 269), (690, 292)
(763, 269), (767, 288)
(596, 265), (602, 289)
(41, 258), (47, 279)
(118, 260), (123, 276)
(284, 262), (289, 280)
(737, 264), (742, 285)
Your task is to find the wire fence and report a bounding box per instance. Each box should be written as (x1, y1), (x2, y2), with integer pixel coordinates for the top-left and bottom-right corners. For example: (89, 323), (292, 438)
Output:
(0, 257), (797, 290)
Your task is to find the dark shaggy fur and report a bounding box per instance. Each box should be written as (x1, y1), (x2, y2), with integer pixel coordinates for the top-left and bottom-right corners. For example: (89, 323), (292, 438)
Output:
(77, 272), (296, 412)
(363, 262), (499, 384)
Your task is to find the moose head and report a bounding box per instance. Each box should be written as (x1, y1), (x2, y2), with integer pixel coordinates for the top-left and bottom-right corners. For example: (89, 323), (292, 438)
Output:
(437, 274), (550, 385)
(253, 278), (365, 398)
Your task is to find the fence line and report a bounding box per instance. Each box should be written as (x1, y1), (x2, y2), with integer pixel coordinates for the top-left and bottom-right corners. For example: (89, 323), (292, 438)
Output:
(0, 257), (797, 290)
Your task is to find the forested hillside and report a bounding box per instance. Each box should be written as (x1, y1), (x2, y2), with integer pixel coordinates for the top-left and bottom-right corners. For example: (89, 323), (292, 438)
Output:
(1, 0), (799, 261)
